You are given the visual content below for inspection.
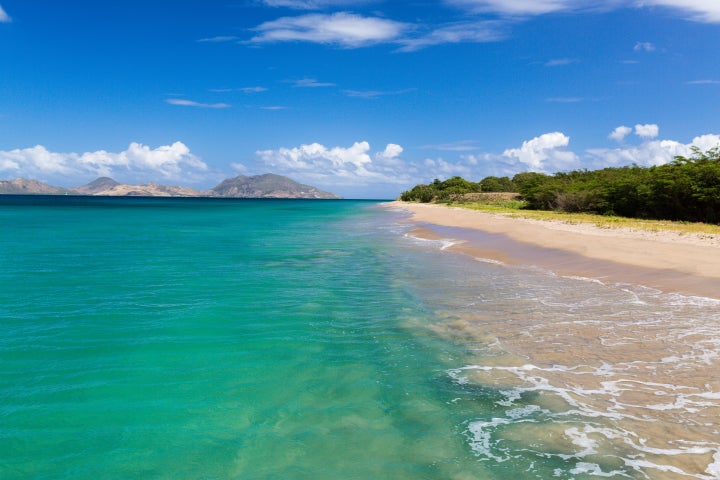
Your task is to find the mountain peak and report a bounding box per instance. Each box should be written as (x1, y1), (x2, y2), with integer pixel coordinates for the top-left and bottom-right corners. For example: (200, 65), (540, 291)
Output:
(74, 177), (121, 194)
(211, 174), (340, 199)
(0, 178), (69, 194)
(1, 174), (340, 199)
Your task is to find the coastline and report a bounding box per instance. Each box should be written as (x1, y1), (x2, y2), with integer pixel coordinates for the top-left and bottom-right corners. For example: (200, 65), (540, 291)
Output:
(388, 201), (720, 299)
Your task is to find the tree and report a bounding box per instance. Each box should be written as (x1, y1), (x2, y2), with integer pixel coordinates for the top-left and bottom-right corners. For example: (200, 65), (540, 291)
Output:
(479, 176), (516, 192)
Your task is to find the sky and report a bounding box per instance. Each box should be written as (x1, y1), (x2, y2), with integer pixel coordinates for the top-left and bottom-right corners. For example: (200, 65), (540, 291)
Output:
(1, 1), (719, 198)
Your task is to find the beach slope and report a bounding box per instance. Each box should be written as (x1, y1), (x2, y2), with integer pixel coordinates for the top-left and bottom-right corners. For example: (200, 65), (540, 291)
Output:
(391, 202), (720, 298)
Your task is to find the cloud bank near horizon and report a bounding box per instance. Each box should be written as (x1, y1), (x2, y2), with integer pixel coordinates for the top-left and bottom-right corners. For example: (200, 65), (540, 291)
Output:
(255, 128), (719, 194)
(0, 142), (208, 186)
(2, 128), (719, 195)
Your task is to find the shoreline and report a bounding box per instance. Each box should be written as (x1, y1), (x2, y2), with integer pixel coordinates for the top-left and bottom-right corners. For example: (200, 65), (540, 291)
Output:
(388, 201), (720, 299)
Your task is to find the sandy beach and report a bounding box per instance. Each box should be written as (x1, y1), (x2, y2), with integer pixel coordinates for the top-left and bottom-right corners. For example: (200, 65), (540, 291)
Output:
(390, 201), (720, 299)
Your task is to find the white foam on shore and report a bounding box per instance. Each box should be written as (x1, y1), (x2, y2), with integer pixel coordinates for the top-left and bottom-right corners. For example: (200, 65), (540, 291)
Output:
(473, 257), (506, 265)
(389, 209), (720, 479)
(403, 232), (458, 251)
(569, 462), (628, 477)
(454, 359), (720, 478)
(706, 449), (720, 478)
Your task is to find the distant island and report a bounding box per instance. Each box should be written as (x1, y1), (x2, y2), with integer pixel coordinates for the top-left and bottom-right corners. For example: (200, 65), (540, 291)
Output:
(0, 174), (340, 199)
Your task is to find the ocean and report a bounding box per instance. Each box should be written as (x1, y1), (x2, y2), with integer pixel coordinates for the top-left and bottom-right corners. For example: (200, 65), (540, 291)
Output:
(1, 196), (719, 479)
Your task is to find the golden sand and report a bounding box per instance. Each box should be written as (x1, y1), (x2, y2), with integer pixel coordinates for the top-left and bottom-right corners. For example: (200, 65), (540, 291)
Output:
(389, 202), (720, 299)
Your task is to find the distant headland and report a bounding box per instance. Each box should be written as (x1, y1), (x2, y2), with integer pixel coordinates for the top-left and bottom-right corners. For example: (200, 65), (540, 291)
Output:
(0, 174), (340, 199)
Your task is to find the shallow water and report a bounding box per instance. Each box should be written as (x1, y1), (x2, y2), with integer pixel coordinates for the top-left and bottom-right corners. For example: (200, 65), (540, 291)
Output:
(402, 220), (720, 480)
(1, 196), (719, 479)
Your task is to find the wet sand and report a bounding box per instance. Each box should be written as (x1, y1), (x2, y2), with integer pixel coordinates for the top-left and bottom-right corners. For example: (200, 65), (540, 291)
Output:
(388, 202), (720, 478)
(389, 202), (720, 299)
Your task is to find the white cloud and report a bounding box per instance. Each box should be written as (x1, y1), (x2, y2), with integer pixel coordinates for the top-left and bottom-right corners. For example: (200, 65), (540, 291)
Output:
(422, 157), (476, 179)
(250, 12), (406, 48)
(546, 97), (583, 103)
(260, 0), (369, 9)
(447, 0), (720, 23)
(343, 88), (416, 98)
(231, 162), (248, 172)
(0, 146), (74, 176)
(166, 98), (231, 109)
(375, 143), (403, 160)
(643, 0), (720, 23)
(256, 141), (413, 186)
(634, 41), (656, 52)
(240, 86), (269, 93)
(422, 140), (480, 152)
(291, 78), (336, 87)
(0, 142), (208, 184)
(688, 134), (720, 152)
(686, 79), (720, 85)
(236, 0), (720, 55)
(635, 123), (659, 139)
(0, 5), (11, 23)
(446, 0), (573, 15)
(249, 130), (720, 196)
(197, 36), (239, 43)
(544, 58), (577, 67)
(587, 134), (720, 168)
(398, 21), (506, 51)
(502, 132), (579, 172)
(609, 125), (632, 142)
(237, 1), (719, 53)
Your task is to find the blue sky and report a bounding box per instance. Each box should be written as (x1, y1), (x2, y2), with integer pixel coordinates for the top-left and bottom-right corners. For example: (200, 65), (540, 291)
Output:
(1, 1), (719, 198)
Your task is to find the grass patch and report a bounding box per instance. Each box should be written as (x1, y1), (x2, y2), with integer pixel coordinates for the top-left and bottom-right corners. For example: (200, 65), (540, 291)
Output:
(435, 196), (720, 237)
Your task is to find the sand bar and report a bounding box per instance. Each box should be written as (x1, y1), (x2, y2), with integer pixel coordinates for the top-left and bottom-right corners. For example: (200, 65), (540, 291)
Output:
(390, 201), (720, 299)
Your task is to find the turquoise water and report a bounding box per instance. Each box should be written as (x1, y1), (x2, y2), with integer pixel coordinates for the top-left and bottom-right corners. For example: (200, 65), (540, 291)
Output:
(2, 197), (720, 479)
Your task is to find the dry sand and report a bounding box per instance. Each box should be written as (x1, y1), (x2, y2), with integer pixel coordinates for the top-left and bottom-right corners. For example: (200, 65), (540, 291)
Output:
(389, 202), (720, 299)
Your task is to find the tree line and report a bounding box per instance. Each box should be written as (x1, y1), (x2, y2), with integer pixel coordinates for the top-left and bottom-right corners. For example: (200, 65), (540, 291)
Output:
(400, 147), (720, 224)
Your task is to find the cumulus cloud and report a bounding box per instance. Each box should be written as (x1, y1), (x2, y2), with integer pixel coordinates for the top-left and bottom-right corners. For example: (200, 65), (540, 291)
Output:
(502, 132), (579, 172)
(166, 98), (230, 109)
(256, 141), (413, 186)
(687, 134), (720, 152)
(247, 129), (718, 196)
(634, 123), (659, 139)
(587, 134), (720, 168)
(609, 126), (632, 142)
(250, 12), (406, 48)
(375, 143), (403, 161)
(0, 5), (11, 23)
(0, 142), (208, 184)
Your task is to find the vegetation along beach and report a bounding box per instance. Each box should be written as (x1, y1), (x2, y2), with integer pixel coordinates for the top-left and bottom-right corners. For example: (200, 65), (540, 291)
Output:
(2, 1), (720, 479)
